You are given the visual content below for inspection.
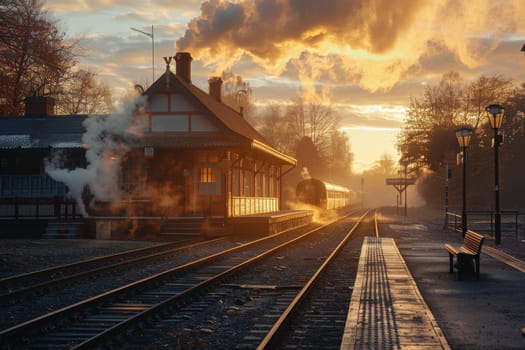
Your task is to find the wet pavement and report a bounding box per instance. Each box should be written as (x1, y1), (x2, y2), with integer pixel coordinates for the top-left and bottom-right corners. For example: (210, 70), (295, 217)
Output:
(380, 211), (525, 350)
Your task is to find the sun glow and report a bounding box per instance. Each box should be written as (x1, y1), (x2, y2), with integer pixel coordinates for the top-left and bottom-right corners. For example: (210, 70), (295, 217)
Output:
(340, 126), (402, 174)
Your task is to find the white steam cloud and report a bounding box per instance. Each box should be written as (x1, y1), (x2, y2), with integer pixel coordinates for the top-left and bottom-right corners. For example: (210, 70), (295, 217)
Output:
(46, 97), (147, 216)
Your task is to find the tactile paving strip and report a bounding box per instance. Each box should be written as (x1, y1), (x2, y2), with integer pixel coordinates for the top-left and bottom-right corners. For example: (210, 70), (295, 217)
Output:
(340, 237), (450, 350)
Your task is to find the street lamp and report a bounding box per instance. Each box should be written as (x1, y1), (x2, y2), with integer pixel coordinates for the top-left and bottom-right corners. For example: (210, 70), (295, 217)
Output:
(131, 25), (154, 84)
(456, 126), (473, 237)
(486, 104), (504, 245)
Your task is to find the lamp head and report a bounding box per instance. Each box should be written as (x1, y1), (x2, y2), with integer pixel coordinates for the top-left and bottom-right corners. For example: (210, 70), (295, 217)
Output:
(486, 104), (504, 129)
(455, 126), (473, 148)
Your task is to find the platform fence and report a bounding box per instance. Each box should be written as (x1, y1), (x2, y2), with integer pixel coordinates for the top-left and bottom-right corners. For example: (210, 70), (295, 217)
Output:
(445, 210), (525, 241)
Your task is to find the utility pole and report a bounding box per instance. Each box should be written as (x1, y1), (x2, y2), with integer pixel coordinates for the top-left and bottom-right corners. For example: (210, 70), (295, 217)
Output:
(444, 162), (449, 230)
(131, 25), (154, 84)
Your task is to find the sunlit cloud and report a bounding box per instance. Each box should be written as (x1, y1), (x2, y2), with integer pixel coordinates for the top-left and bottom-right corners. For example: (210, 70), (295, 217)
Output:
(176, 0), (525, 95)
(45, 0), (203, 14)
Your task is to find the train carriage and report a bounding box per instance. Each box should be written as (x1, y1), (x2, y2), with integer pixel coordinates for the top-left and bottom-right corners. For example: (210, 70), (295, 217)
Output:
(296, 178), (354, 210)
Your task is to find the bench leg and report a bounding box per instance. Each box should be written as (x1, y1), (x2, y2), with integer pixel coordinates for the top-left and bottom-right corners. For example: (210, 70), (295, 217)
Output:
(456, 255), (467, 280)
(448, 253), (454, 273)
(475, 256), (480, 280)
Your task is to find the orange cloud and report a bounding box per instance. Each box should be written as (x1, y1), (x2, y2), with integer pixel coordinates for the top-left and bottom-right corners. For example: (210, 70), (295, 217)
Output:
(176, 0), (525, 93)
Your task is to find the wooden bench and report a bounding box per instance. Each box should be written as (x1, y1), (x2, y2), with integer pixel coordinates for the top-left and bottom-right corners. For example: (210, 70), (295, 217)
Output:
(444, 231), (485, 280)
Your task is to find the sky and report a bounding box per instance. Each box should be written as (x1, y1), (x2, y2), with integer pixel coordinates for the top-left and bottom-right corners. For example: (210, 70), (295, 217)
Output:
(43, 0), (525, 173)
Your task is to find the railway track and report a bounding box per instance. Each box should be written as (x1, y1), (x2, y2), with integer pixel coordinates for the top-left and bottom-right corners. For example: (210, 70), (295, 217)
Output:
(0, 211), (357, 349)
(0, 232), (288, 330)
(0, 239), (197, 302)
(117, 209), (375, 349)
(257, 210), (378, 349)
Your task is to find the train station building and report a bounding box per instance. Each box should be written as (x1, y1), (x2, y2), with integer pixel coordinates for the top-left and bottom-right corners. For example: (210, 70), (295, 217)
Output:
(0, 52), (312, 238)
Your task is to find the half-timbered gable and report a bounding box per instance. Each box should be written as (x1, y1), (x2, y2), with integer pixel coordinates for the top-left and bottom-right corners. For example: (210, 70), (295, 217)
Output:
(133, 52), (296, 218)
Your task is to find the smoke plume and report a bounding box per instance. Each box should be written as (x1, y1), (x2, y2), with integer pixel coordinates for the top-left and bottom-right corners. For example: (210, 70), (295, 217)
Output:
(46, 97), (147, 216)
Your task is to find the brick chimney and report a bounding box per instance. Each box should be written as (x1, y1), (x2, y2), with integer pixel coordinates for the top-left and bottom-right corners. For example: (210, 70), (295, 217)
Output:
(208, 77), (222, 102)
(24, 95), (55, 116)
(175, 52), (192, 83)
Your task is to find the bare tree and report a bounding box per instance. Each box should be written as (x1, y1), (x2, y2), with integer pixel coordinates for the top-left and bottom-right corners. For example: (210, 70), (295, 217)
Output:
(286, 97), (339, 157)
(220, 70), (254, 121)
(398, 71), (517, 208)
(326, 130), (353, 184)
(256, 103), (296, 155)
(464, 75), (513, 129)
(55, 69), (113, 115)
(399, 72), (513, 173)
(0, 0), (76, 115)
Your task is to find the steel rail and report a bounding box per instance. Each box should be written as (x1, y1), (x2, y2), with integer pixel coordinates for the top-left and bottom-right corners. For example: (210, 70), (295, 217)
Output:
(0, 238), (209, 303)
(0, 240), (186, 286)
(256, 209), (373, 349)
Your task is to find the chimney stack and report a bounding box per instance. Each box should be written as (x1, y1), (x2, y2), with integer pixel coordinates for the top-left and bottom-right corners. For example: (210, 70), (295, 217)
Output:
(175, 52), (192, 83)
(208, 77), (223, 102)
(24, 95), (55, 116)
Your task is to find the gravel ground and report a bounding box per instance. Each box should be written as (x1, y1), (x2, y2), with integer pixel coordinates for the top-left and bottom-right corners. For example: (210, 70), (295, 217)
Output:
(0, 239), (159, 279)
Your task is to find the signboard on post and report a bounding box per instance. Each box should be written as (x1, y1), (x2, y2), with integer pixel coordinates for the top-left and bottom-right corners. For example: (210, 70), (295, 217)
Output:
(386, 178), (416, 187)
(386, 177), (416, 216)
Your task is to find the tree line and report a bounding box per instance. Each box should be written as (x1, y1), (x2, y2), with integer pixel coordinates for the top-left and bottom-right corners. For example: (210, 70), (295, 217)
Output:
(398, 71), (525, 211)
(0, 0), (112, 115)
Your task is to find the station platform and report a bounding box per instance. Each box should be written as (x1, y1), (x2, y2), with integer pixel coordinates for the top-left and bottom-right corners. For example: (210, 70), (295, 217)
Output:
(341, 212), (525, 350)
(341, 237), (449, 349)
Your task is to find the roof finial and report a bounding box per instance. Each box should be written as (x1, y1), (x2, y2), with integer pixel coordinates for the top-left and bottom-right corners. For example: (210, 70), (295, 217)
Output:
(163, 56), (172, 71)
(163, 56), (173, 88)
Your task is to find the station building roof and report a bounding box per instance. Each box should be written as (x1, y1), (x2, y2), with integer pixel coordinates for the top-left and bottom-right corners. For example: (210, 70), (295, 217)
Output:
(0, 52), (296, 166)
(0, 116), (87, 149)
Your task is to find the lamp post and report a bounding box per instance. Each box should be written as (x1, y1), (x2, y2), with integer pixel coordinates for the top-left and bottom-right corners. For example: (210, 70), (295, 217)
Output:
(443, 162), (449, 230)
(486, 104), (504, 245)
(456, 126), (473, 237)
(399, 160), (408, 216)
(131, 25), (154, 84)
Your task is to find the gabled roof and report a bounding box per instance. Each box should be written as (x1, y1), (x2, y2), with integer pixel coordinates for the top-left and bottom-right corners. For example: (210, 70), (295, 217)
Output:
(143, 70), (295, 165)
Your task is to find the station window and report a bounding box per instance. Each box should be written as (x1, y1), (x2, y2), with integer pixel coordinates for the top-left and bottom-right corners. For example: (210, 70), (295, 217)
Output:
(200, 167), (216, 183)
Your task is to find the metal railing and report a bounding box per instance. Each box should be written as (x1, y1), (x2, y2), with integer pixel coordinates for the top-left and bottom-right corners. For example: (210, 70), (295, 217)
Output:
(0, 198), (81, 220)
(445, 210), (525, 240)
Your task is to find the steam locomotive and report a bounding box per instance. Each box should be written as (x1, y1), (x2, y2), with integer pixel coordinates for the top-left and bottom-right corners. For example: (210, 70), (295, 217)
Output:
(296, 178), (354, 210)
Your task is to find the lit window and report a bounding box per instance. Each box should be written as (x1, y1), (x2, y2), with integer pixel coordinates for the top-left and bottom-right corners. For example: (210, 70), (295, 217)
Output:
(200, 167), (216, 183)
